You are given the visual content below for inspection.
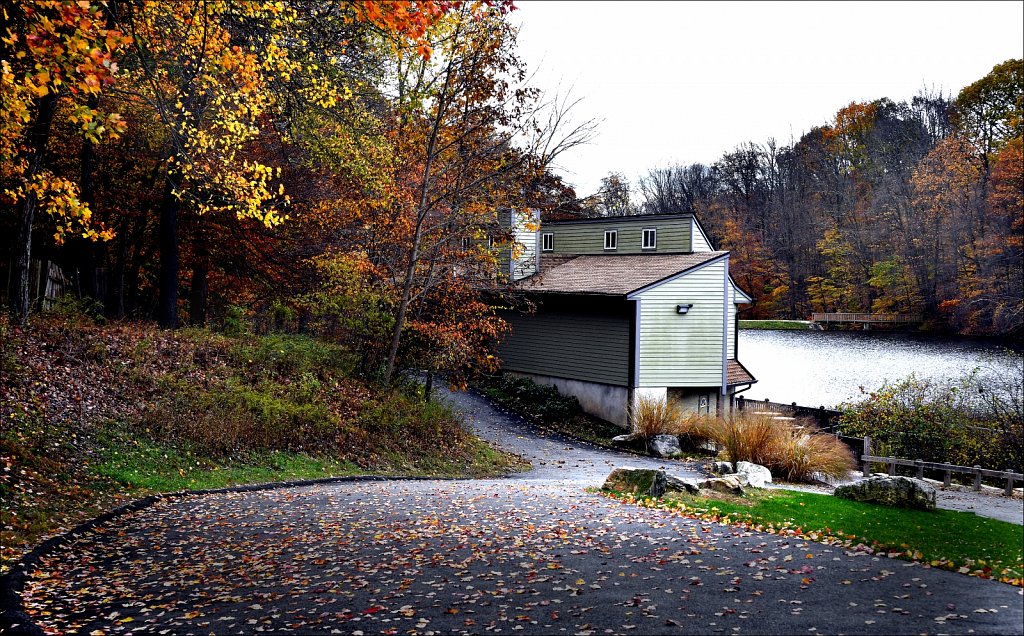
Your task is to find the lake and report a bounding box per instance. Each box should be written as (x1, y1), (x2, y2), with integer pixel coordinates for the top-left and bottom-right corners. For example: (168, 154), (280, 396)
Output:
(736, 329), (1024, 409)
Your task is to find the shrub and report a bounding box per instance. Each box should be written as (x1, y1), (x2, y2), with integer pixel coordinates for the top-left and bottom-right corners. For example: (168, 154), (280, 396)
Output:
(838, 371), (1023, 473)
(630, 395), (683, 439)
(484, 374), (580, 424)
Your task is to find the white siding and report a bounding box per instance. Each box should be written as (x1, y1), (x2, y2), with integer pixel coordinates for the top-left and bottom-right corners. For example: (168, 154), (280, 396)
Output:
(691, 217), (714, 251)
(510, 209), (538, 280)
(728, 289), (736, 358)
(634, 259), (727, 387)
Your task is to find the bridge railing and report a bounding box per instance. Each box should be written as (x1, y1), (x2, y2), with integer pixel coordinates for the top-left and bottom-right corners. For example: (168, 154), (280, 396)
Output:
(811, 312), (924, 324)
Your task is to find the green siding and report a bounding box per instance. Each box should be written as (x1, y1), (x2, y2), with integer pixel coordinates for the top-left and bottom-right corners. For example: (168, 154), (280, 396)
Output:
(498, 298), (631, 386)
(548, 217), (692, 255)
(635, 259), (728, 387)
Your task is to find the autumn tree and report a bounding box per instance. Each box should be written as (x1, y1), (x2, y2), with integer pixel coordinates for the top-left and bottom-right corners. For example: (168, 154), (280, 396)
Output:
(1, 0), (127, 324)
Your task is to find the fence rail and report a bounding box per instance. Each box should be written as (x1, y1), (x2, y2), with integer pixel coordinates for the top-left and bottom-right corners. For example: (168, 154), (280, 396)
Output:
(861, 436), (1022, 496)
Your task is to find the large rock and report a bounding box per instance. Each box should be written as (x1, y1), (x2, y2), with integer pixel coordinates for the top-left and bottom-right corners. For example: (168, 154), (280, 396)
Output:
(711, 461), (735, 475)
(649, 435), (683, 458)
(610, 433), (646, 453)
(834, 475), (936, 511)
(699, 474), (748, 495)
(602, 468), (667, 497)
(665, 474), (701, 494)
(735, 461), (773, 488)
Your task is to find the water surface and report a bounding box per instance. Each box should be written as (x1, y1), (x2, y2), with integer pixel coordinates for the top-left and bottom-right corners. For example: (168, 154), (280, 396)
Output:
(737, 329), (1023, 409)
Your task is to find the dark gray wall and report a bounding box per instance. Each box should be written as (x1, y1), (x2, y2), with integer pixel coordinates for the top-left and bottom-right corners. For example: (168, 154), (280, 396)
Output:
(498, 295), (632, 387)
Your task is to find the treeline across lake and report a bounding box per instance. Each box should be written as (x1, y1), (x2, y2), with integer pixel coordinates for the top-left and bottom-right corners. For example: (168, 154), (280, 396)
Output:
(588, 60), (1023, 338)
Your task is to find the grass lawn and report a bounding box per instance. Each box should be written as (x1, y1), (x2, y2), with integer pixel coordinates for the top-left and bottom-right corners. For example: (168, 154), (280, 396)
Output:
(739, 319), (812, 330)
(601, 487), (1023, 586)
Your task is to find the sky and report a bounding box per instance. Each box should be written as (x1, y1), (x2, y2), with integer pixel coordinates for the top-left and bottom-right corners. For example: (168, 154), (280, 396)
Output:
(509, 1), (1024, 198)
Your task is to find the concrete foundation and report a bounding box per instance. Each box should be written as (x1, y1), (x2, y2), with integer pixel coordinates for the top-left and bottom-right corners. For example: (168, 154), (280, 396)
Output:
(668, 387), (723, 416)
(508, 372), (630, 428)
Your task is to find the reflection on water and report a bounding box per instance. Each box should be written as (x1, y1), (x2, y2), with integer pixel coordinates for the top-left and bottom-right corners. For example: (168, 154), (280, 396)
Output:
(737, 329), (1023, 409)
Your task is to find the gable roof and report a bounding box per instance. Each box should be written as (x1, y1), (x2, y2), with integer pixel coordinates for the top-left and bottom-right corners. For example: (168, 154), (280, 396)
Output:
(726, 360), (757, 386)
(519, 252), (728, 296)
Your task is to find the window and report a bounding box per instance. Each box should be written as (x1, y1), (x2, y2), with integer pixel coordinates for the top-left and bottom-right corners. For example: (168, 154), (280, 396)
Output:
(541, 232), (553, 251)
(461, 237), (471, 250)
(604, 230), (618, 251)
(642, 228), (657, 249)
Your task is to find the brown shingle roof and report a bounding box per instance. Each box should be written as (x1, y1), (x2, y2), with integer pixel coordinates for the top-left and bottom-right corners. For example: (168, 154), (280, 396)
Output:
(520, 252), (728, 296)
(727, 360), (756, 386)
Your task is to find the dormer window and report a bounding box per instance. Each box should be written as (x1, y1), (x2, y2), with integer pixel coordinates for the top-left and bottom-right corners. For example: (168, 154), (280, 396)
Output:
(604, 230), (618, 251)
(542, 232), (553, 251)
(642, 228), (657, 250)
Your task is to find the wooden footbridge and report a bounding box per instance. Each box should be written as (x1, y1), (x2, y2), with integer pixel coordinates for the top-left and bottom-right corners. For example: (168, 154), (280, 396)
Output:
(811, 313), (924, 329)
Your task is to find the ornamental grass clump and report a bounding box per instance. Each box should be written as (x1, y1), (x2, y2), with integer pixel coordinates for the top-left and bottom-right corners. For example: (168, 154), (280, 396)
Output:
(712, 411), (786, 470)
(710, 411), (856, 483)
(630, 395), (684, 439)
(776, 428), (857, 482)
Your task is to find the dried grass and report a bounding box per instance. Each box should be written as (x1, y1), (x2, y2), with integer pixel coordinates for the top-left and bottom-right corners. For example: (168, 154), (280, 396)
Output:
(704, 411), (856, 483)
(630, 395), (683, 439)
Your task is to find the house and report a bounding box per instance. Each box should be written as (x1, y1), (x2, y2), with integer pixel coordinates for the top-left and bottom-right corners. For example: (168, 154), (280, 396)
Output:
(496, 212), (756, 428)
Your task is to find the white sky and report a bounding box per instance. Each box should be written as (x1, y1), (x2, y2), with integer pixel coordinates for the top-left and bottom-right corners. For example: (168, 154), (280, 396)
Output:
(510, 0), (1024, 197)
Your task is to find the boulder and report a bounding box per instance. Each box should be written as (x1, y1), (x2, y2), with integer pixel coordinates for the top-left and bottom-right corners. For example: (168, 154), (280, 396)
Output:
(834, 475), (936, 511)
(649, 435), (683, 458)
(735, 461), (773, 488)
(711, 461), (735, 475)
(699, 474), (748, 495)
(610, 433), (647, 453)
(602, 467), (667, 497)
(665, 474), (701, 494)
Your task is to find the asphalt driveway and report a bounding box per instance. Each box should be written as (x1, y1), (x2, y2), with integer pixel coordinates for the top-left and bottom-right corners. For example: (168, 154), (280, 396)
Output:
(16, 390), (1024, 635)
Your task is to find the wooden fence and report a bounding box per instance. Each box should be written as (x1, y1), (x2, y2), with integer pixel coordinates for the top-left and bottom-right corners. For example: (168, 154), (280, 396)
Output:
(861, 436), (1022, 497)
(811, 312), (924, 325)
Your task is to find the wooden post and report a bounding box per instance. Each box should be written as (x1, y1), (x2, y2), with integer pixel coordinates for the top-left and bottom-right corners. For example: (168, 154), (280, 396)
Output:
(972, 465), (982, 492)
(862, 436), (871, 477)
(888, 458), (896, 476)
(1005, 470), (1015, 497)
(915, 459), (924, 480)
(943, 469), (951, 487)
(737, 395), (744, 412)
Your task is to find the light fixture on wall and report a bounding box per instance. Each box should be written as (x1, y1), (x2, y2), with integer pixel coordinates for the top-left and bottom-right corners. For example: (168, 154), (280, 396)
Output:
(676, 303), (693, 315)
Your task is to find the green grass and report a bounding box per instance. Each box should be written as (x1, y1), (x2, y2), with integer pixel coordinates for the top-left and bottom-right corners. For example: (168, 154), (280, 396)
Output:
(95, 441), (365, 492)
(739, 320), (812, 330)
(606, 487), (1023, 585)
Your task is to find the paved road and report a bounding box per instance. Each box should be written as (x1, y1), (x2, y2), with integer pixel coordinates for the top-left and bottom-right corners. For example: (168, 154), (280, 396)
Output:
(19, 391), (1024, 635)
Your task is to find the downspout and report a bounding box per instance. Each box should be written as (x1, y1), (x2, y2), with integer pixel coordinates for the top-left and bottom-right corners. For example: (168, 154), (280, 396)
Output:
(534, 209), (541, 275)
(629, 298), (641, 423)
(721, 255), (729, 396)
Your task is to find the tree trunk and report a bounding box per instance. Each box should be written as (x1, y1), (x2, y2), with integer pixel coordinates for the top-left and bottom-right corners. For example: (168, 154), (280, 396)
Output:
(9, 92), (58, 326)
(188, 219), (209, 327)
(157, 173), (181, 328)
(72, 97), (101, 304)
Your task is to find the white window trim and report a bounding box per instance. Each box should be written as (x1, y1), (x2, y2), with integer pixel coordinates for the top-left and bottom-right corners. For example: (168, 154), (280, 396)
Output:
(642, 228), (657, 250)
(604, 229), (618, 251)
(541, 232), (553, 251)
